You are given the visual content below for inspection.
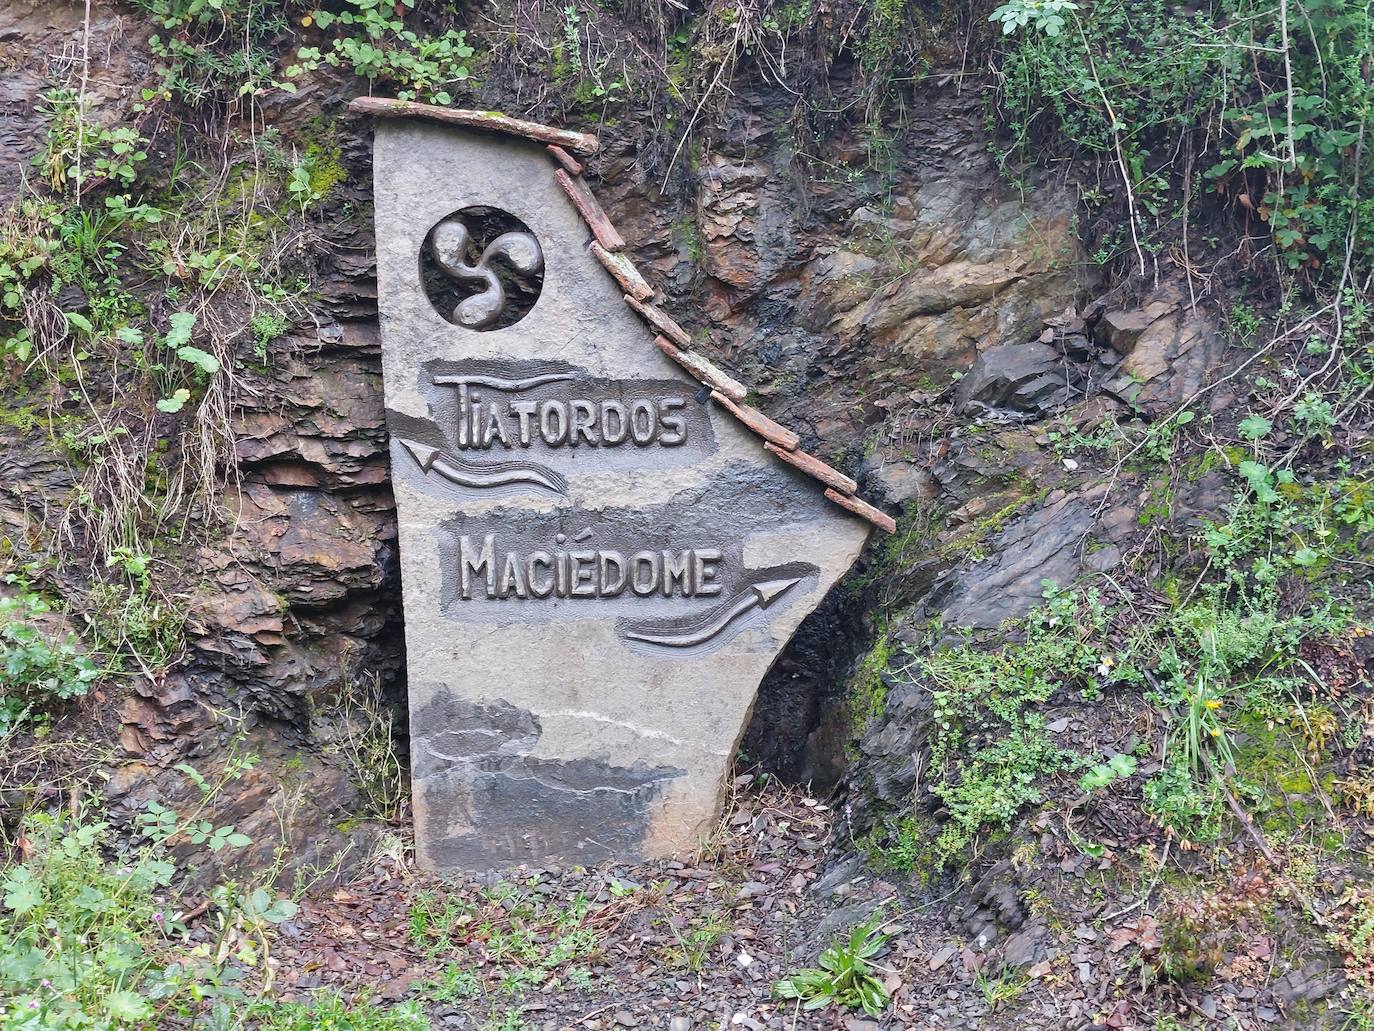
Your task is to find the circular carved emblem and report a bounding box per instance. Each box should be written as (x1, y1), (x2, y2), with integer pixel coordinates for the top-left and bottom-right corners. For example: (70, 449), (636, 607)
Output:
(421, 207), (544, 331)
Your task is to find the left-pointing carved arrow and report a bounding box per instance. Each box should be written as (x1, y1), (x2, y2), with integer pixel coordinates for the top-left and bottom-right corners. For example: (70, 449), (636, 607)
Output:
(400, 438), (568, 495)
(622, 576), (802, 648)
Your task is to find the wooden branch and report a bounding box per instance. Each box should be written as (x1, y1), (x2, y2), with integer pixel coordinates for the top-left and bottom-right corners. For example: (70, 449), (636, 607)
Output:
(348, 97), (600, 156)
(625, 295), (691, 348)
(653, 336), (746, 401)
(824, 488), (896, 534)
(764, 443), (858, 495)
(546, 144), (584, 176)
(555, 170), (626, 251)
(709, 391), (800, 451)
(591, 242), (654, 301)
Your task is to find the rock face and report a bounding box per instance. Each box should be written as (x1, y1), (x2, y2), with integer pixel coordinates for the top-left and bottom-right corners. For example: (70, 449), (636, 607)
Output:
(0, 0), (1141, 862)
(934, 488), (1126, 630)
(1101, 281), (1222, 414)
(955, 342), (1076, 416)
(371, 119), (871, 869)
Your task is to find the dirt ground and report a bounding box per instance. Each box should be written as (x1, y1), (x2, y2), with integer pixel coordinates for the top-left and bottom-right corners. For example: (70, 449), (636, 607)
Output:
(251, 779), (1338, 1031)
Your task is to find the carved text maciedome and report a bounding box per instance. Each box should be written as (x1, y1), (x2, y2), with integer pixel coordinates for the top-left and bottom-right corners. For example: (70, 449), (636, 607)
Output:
(457, 534), (723, 601)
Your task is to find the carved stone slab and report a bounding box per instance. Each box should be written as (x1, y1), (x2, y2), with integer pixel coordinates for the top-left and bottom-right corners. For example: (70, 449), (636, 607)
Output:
(371, 119), (871, 871)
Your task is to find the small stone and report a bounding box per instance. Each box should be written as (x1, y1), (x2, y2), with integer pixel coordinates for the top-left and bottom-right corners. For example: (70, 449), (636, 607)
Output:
(813, 855), (864, 895)
(929, 946), (957, 971)
(669, 1020), (692, 1031)
(612, 1012), (637, 1028)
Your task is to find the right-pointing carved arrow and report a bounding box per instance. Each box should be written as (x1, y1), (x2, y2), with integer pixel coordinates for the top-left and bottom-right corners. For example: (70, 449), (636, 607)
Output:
(399, 438), (568, 495)
(622, 576), (803, 648)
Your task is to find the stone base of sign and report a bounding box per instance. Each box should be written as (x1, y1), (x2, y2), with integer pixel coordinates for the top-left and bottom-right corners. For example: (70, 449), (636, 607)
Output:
(366, 111), (876, 871)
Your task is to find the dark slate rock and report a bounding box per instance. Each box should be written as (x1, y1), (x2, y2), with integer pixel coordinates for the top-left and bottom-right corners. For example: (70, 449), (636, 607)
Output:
(955, 342), (1074, 416)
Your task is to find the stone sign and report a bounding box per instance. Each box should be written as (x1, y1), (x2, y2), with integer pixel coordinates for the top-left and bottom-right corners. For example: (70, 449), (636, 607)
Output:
(355, 99), (894, 871)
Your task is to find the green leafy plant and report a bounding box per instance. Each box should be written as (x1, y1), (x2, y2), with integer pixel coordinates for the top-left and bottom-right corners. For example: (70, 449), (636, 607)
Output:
(407, 890), (476, 957)
(1292, 392), (1337, 437)
(1238, 413), (1273, 441)
(413, 962), (480, 1004)
(774, 914), (892, 1016)
(136, 0), (298, 104)
(992, 0), (1374, 279)
(660, 910), (731, 972)
(0, 588), (100, 737)
(1079, 752), (1138, 792)
(975, 965), (1030, 1007)
(130, 311), (218, 413)
(321, 673), (406, 821)
(1143, 757), (1224, 840)
(84, 548), (185, 673)
(250, 991), (429, 1030)
(0, 786), (303, 1031)
(291, 0), (474, 104)
(404, 880), (608, 1006)
(912, 582), (1103, 857)
(0, 811), (176, 1028)
(989, 0), (1080, 36)
(35, 88), (149, 192)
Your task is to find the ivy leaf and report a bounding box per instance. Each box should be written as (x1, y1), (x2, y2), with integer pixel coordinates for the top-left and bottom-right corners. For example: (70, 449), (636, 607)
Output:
(3, 868), (41, 914)
(156, 388), (191, 414)
(175, 344), (220, 375)
(1238, 413), (1272, 440)
(105, 990), (152, 1022)
(164, 311), (197, 350)
(64, 311), (94, 335)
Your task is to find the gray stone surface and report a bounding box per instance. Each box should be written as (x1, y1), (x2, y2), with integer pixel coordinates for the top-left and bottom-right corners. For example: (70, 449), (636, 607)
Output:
(372, 121), (870, 871)
(935, 489), (1123, 630)
(954, 341), (1075, 416)
(1101, 281), (1222, 415)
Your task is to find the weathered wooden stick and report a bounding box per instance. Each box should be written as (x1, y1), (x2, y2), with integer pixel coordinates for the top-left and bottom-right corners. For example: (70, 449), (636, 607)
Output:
(555, 170), (626, 251)
(824, 488), (896, 534)
(348, 97), (600, 156)
(546, 144), (584, 175)
(653, 336), (747, 401)
(765, 443), (858, 495)
(709, 391), (800, 451)
(591, 242), (654, 301)
(626, 295), (691, 348)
